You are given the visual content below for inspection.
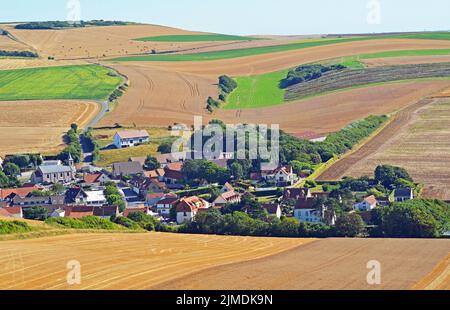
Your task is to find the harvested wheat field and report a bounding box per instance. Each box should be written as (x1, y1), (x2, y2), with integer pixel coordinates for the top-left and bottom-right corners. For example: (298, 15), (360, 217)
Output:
(0, 100), (99, 155)
(0, 33), (31, 52)
(362, 56), (450, 67)
(98, 64), (217, 127)
(0, 233), (311, 290)
(134, 39), (450, 76)
(4, 24), (265, 60)
(155, 238), (450, 290)
(319, 97), (450, 200)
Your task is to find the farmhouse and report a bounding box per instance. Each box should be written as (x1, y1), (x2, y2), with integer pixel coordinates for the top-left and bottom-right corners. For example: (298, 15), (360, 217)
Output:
(130, 175), (167, 196)
(64, 206), (94, 219)
(31, 156), (76, 184)
(394, 188), (414, 202)
(145, 192), (166, 207)
(82, 172), (110, 187)
(175, 196), (210, 224)
(114, 130), (149, 149)
(164, 162), (184, 185)
(294, 198), (336, 226)
(11, 193), (65, 207)
(353, 195), (378, 211)
(0, 185), (41, 202)
(262, 166), (298, 186)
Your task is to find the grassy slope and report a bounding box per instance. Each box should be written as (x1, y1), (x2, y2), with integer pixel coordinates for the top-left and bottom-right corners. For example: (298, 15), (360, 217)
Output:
(226, 70), (288, 109)
(225, 48), (450, 109)
(135, 34), (262, 42)
(0, 65), (122, 101)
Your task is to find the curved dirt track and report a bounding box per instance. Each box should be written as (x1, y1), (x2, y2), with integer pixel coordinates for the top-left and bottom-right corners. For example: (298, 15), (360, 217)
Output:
(0, 100), (99, 155)
(0, 233), (311, 290)
(133, 39), (450, 76)
(155, 238), (450, 290)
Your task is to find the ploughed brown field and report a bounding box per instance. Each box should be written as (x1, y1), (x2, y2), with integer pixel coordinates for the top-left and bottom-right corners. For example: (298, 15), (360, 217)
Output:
(0, 233), (310, 290)
(319, 97), (450, 200)
(152, 238), (450, 290)
(0, 100), (99, 156)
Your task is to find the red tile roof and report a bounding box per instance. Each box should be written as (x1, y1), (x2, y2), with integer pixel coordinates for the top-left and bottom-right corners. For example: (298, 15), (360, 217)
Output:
(175, 196), (209, 213)
(0, 186), (40, 200)
(83, 173), (102, 184)
(123, 207), (149, 217)
(116, 130), (149, 139)
(0, 207), (22, 217)
(64, 206), (94, 219)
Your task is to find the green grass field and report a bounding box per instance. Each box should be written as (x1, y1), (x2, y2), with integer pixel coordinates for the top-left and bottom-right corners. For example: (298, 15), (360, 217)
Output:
(112, 37), (370, 62)
(0, 65), (122, 101)
(135, 34), (261, 42)
(226, 70), (288, 109)
(382, 32), (450, 41)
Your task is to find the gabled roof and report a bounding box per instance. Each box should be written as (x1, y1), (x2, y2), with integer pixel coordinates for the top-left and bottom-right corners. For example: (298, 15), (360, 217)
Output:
(144, 169), (165, 179)
(116, 130), (149, 140)
(262, 203), (281, 214)
(93, 206), (118, 217)
(175, 196), (209, 213)
(112, 162), (144, 176)
(0, 186), (40, 200)
(123, 207), (149, 217)
(363, 195), (378, 206)
(217, 191), (241, 202)
(284, 188), (311, 200)
(157, 196), (179, 205)
(129, 156), (147, 166)
(295, 198), (316, 210)
(38, 164), (73, 174)
(83, 173), (103, 184)
(223, 182), (235, 192)
(64, 206), (94, 218)
(0, 207), (22, 217)
(65, 188), (87, 204)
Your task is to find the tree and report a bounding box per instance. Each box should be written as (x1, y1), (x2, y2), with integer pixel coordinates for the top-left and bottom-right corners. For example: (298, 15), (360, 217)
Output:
(145, 156), (161, 170)
(230, 162), (244, 180)
(157, 141), (173, 154)
(375, 165), (413, 189)
(379, 200), (449, 238)
(335, 213), (366, 237)
(7, 155), (30, 169)
(3, 163), (20, 177)
(71, 123), (78, 132)
(0, 170), (10, 188)
(23, 207), (49, 221)
(51, 183), (65, 194)
(271, 217), (300, 237)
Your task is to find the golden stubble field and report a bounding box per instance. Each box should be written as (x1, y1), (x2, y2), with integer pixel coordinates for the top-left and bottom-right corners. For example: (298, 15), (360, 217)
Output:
(0, 100), (99, 156)
(0, 232), (311, 290)
(322, 97), (450, 200)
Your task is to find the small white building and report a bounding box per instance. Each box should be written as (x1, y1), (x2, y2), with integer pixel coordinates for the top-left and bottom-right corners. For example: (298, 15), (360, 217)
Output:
(155, 195), (179, 216)
(85, 190), (107, 207)
(353, 195), (378, 212)
(49, 208), (65, 218)
(263, 166), (298, 186)
(114, 130), (150, 149)
(394, 188), (414, 202)
(294, 198), (336, 226)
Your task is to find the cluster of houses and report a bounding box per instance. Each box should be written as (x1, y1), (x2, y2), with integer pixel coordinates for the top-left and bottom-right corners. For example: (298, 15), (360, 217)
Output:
(0, 129), (416, 228)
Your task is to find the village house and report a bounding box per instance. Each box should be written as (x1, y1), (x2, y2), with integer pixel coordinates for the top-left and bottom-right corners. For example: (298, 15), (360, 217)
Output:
(394, 188), (414, 202)
(49, 208), (65, 218)
(0, 185), (41, 202)
(155, 154), (180, 168)
(65, 187), (88, 205)
(164, 162), (184, 186)
(145, 192), (166, 207)
(213, 190), (242, 208)
(175, 196), (210, 224)
(114, 130), (150, 149)
(31, 155), (76, 184)
(123, 206), (153, 217)
(262, 203), (282, 219)
(128, 156), (147, 167)
(155, 194), (179, 216)
(112, 161), (144, 178)
(82, 172), (110, 187)
(144, 168), (165, 181)
(294, 198), (336, 226)
(283, 187), (313, 201)
(11, 193), (65, 207)
(64, 206), (94, 219)
(93, 206), (119, 218)
(353, 195), (378, 212)
(84, 190), (107, 207)
(0, 206), (23, 219)
(130, 175), (167, 197)
(262, 166), (298, 186)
